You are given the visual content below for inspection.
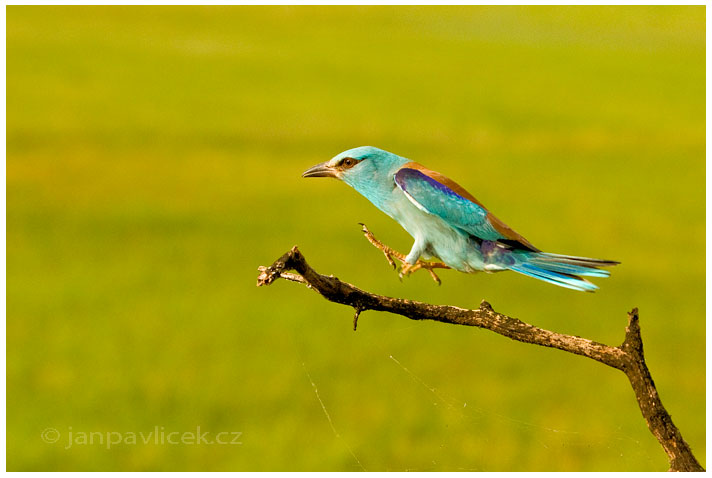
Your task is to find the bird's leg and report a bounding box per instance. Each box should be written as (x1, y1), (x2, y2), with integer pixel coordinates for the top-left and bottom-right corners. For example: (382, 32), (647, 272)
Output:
(359, 224), (450, 284)
(359, 223), (406, 268)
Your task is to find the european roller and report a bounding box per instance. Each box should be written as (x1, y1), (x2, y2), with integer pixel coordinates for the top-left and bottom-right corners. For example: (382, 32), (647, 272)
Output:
(303, 146), (618, 292)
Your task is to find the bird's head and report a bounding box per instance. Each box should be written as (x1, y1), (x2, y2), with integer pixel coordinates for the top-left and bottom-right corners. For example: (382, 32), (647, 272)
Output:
(302, 146), (408, 192)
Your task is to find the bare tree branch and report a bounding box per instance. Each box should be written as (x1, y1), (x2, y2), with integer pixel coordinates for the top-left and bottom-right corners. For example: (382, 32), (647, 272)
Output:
(257, 245), (704, 472)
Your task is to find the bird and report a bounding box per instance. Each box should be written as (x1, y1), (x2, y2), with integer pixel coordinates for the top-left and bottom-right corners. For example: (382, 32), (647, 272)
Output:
(302, 146), (618, 292)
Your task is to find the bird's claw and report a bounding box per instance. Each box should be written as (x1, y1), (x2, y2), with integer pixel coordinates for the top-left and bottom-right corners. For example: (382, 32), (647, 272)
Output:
(399, 262), (417, 279)
(425, 265), (443, 285)
(384, 252), (397, 270)
(399, 261), (443, 285)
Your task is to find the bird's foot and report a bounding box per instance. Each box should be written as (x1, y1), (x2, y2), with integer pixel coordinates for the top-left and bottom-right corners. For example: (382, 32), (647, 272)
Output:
(398, 260), (447, 285)
(359, 223), (449, 285)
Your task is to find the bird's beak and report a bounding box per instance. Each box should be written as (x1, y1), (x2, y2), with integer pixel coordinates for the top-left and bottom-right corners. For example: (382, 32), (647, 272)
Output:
(302, 161), (338, 178)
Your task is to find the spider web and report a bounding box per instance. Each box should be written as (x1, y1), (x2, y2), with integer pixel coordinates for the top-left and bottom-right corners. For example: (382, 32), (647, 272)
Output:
(297, 333), (656, 472)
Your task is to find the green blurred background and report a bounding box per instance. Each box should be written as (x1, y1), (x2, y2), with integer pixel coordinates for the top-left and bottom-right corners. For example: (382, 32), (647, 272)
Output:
(7, 6), (705, 471)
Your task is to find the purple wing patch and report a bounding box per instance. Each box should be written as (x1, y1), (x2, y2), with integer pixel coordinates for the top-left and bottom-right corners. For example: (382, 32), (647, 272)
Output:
(395, 168), (466, 201)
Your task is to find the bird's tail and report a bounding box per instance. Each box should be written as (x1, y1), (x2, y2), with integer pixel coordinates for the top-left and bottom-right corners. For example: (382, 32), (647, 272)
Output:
(508, 251), (619, 292)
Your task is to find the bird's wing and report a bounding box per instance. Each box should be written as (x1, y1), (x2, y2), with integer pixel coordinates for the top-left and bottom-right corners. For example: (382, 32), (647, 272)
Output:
(394, 163), (539, 251)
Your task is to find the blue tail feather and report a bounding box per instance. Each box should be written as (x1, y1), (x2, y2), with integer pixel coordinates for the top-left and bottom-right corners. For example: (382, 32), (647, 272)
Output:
(527, 257), (610, 278)
(508, 252), (618, 292)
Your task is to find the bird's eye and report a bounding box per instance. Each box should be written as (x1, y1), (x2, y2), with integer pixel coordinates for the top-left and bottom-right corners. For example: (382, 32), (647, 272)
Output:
(341, 157), (357, 169)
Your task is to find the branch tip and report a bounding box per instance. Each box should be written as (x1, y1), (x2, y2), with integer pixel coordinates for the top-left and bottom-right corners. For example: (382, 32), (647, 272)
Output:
(622, 306), (643, 352)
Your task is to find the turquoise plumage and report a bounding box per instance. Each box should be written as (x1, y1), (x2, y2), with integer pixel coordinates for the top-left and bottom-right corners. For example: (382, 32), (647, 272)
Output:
(302, 146), (618, 291)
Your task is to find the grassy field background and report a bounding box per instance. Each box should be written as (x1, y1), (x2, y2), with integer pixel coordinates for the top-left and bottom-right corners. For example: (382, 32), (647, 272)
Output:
(7, 6), (705, 471)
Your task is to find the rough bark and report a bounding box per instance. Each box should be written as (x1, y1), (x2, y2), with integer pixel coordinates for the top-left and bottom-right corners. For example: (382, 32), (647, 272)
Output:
(257, 246), (704, 472)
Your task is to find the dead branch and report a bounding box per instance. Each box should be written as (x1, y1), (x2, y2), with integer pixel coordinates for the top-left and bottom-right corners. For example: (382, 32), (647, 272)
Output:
(256, 245), (704, 472)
